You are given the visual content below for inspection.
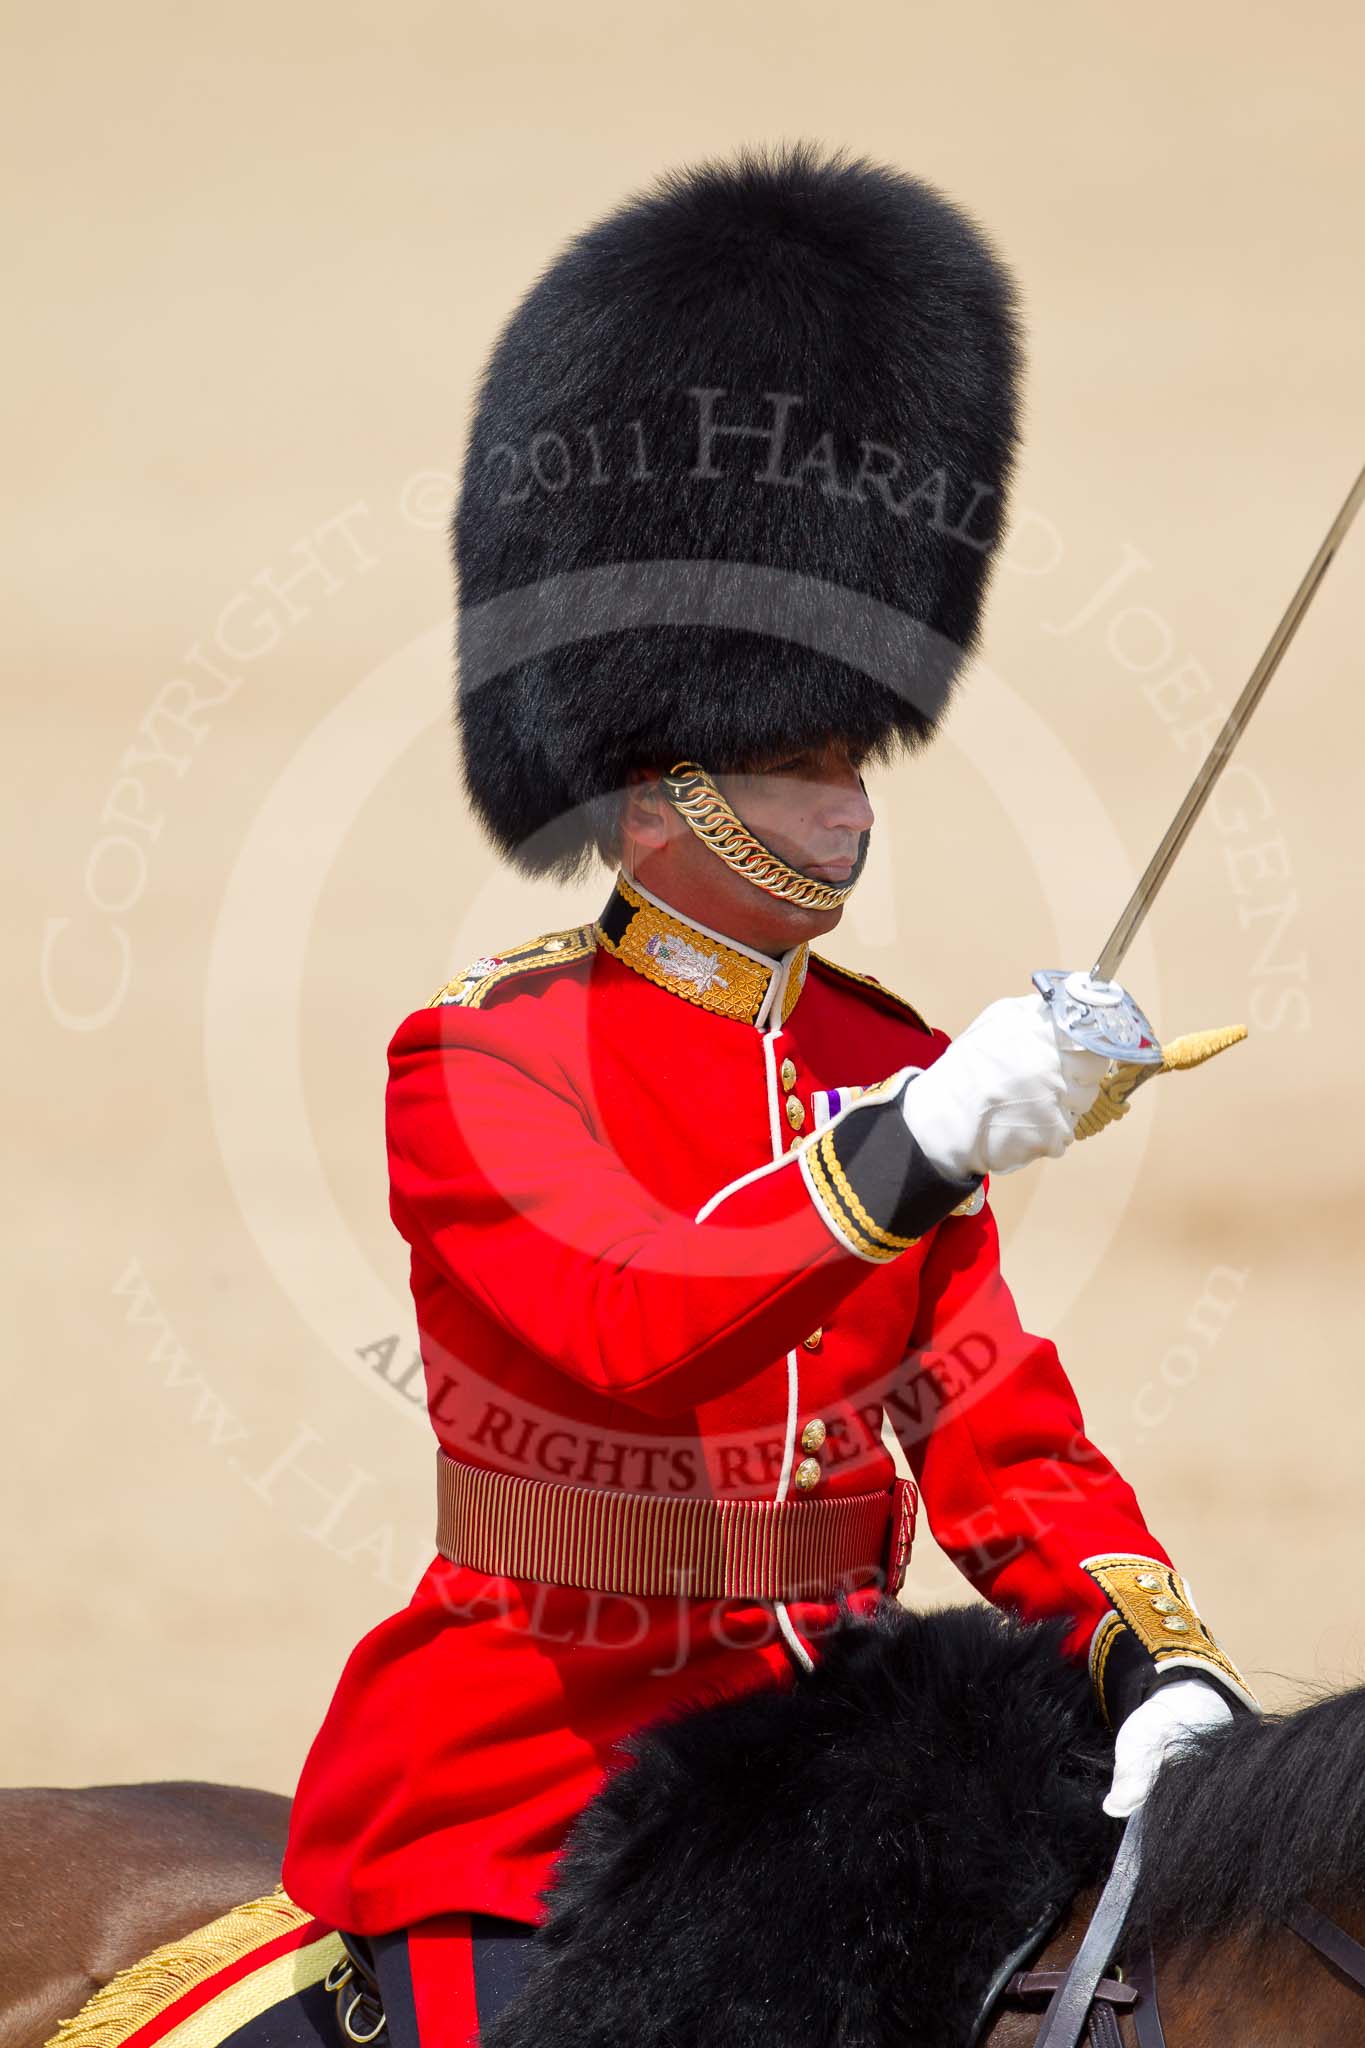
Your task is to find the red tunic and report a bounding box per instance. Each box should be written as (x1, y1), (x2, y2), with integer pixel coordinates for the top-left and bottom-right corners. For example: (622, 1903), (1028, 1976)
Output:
(282, 874), (1169, 1934)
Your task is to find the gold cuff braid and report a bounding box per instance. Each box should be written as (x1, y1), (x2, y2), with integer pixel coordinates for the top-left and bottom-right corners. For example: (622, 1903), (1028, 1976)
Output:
(1082, 1552), (1257, 1716)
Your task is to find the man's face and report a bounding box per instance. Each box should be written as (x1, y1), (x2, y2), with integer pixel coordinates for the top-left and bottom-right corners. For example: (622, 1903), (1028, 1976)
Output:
(620, 739), (876, 956)
(717, 739), (875, 888)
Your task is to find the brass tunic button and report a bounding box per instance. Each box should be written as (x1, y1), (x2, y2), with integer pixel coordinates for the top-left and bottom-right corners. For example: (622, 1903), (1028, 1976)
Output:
(800, 1418), (827, 1454)
(802, 1327), (823, 1350)
(785, 1094), (806, 1132)
(788, 1131), (804, 1152)
(1160, 1616), (1191, 1632)
(1150, 1595), (1180, 1614)
(1135, 1572), (1162, 1591)
(793, 1456), (822, 1491)
(779, 1057), (797, 1092)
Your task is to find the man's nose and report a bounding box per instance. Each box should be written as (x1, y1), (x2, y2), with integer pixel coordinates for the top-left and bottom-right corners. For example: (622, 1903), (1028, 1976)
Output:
(816, 763), (875, 835)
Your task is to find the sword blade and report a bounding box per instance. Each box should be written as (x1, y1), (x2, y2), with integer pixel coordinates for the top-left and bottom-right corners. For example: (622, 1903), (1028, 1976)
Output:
(1093, 462), (1365, 984)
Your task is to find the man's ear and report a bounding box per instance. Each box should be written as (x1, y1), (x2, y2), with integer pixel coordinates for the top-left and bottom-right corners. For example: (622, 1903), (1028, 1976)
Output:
(620, 768), (671, 850)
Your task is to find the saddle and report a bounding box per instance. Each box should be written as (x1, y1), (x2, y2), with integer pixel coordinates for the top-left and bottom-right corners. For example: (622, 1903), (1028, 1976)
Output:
(42, 1889), (345, 2048)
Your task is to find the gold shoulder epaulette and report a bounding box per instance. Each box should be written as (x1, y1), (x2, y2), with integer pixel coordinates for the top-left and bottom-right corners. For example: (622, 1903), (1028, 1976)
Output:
(428, 924), (596, 1009)
(809, 953), (933, 1036)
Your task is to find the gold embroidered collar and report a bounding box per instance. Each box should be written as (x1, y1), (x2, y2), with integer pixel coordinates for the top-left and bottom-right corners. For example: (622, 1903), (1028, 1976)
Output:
(595, 872), (809, 1029)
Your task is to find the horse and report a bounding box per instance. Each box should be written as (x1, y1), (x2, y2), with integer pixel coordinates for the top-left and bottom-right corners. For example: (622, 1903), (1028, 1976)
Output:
(0, 1782), (290, 2048)
(5, 1602), (1364, 2048)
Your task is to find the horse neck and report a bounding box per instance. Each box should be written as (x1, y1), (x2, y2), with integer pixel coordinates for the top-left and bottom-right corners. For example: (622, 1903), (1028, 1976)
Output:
(985, 1894), (1365, 2048)
(1153, 1902), (1365, 2048)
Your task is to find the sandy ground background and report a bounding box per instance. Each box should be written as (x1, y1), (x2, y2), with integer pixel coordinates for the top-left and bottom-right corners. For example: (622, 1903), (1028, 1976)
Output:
(5, 1), (1363, 1798)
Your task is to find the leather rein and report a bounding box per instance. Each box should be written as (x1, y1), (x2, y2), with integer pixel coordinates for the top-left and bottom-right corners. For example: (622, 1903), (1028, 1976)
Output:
(989, 1895), (1365, 2046)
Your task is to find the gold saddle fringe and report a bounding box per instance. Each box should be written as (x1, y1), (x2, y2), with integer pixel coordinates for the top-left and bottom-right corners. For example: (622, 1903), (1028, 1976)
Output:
(44, 1884), (321, 2048)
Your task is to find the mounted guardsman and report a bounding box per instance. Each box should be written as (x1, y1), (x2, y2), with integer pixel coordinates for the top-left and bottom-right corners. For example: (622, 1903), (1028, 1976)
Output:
(281, 141), (1255, 2045)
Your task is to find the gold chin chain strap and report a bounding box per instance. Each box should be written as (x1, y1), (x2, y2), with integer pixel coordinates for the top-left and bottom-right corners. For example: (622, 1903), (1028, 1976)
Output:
(660, 760), (859, 910)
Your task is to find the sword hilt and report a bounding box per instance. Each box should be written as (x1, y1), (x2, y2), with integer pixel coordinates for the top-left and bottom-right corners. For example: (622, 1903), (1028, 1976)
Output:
(1032, 968), (1164, 1066)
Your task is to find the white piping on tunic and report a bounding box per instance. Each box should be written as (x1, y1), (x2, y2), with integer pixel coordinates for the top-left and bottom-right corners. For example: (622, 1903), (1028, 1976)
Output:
(693, 1142), (801, 1223)
(649, 881), (813, 1673)
(760, 992), (815, 1674)
(762, 1030), (800, 1506)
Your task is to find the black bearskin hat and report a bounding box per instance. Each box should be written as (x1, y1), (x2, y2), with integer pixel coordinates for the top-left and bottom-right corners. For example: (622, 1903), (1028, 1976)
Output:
(453, 140), (1023, 877)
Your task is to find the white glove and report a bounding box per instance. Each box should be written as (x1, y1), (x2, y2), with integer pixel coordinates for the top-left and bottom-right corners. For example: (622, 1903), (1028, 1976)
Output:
(901, 992), (1110, 1181)
(1102, 1678), (1234, 1818)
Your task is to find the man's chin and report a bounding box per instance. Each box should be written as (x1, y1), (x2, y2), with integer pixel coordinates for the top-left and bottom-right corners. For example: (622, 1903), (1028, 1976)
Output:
(771, 897), (845, 945)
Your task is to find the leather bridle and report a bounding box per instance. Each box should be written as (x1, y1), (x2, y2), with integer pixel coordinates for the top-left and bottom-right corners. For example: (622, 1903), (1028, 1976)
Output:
(985, 1895), (1365, 2046)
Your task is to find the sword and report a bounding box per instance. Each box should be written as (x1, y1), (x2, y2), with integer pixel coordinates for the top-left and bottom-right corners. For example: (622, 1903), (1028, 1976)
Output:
(1034, 462), (1365, 1069)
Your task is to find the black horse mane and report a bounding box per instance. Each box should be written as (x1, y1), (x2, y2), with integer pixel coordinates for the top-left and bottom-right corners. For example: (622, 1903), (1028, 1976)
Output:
(1130, 1677), (1365, 1952)
(483, 1599), (1365, 2046)
(485, 1599), (1119, 2048)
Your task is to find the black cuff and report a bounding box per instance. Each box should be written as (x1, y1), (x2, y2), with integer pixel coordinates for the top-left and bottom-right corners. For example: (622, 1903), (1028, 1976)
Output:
(800, 1074), (983, 1264)
(1096, 1622), (1162, 1730)
(1099, 1630), (1256, 1729)
(1149, 1661), (1257, 1718)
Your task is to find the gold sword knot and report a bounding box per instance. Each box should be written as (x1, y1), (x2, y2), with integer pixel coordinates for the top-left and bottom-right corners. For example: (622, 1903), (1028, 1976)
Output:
(1074, 1025), (1248, 1142)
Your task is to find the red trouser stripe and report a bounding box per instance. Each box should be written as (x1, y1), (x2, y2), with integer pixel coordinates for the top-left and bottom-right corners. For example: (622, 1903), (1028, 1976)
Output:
(408, 1912), (481, 2046)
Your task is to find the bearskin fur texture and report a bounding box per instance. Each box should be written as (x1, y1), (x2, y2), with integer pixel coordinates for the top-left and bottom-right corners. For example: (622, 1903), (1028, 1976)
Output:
(482, 1600), (1117, 2048)
(454, 140), (1023, 875)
